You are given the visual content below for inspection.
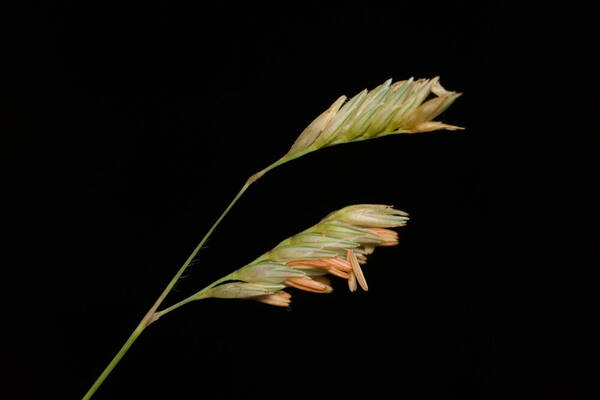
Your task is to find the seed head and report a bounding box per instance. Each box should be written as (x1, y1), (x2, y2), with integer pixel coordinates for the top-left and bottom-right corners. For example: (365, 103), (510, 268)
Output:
(204, 204), (409, 307)
(285, 77), (462, 158)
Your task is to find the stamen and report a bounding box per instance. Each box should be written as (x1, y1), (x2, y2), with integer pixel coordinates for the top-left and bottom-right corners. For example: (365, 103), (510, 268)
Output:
(288, 259), (350, 278)
(347, 249), (368, 291)
(287, 259), (330, 268)
(327, 267), (350, 279)
(363, 227), (399, 242)
(255, 291), (292, 307)
(320, 257), (352, 272)
(348, 271), (357, 292)
(364, 227), (398, 235)
(312, 276), (332, 286)
(285, 277), (332, 293)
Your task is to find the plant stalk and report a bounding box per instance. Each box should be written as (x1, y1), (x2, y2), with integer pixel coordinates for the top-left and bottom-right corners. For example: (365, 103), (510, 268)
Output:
(81, 177), (256, 399)
(81, 154), (308, 399)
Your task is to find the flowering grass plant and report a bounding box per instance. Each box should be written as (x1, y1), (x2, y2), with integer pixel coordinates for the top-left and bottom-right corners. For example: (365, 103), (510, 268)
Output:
(81, 78), (462, 399)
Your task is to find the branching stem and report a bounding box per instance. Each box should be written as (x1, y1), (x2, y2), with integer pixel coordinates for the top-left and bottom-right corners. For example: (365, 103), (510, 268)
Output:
(81, 158), (284, 399)
(81, 152), (316, 399)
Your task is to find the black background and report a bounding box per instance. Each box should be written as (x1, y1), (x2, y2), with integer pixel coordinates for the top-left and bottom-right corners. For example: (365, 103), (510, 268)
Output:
(3, 2), (597, 400)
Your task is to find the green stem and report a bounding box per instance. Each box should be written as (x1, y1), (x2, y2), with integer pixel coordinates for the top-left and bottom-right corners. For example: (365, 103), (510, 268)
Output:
(81, 319), (147, 400)
(81, 155), (306, 399)
(153, 273), (234, 320)
(80, 272), (235, 400)
(81, 178), (255, 399)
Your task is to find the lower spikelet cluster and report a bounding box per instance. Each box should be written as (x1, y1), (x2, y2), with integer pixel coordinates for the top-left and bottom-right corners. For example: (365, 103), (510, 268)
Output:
(204, 204), (408, 307)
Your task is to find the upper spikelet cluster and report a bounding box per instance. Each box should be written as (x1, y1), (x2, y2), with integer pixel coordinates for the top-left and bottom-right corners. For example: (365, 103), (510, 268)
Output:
(203, 204), (408, 307)
(285, 77), (462, 158)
